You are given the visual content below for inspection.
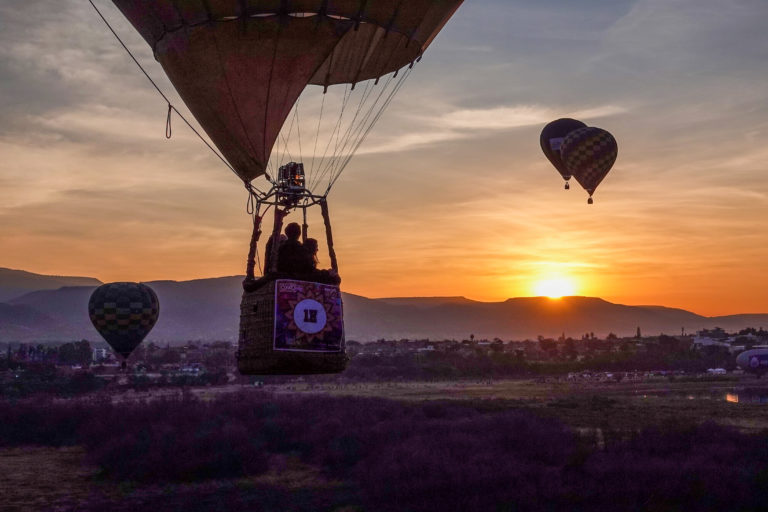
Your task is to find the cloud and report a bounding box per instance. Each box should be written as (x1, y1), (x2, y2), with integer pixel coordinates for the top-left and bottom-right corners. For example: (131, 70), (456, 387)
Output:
(350, 103), (626, 155)
(441, 104), (626, 130)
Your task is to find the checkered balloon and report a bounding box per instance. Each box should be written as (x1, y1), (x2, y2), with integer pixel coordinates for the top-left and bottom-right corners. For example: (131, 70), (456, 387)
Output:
(560, 126), (617, 201)
(88, 282), (159, 359)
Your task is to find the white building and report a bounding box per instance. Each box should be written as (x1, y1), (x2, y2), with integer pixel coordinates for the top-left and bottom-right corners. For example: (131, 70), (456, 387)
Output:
(92, 347), (108, 363)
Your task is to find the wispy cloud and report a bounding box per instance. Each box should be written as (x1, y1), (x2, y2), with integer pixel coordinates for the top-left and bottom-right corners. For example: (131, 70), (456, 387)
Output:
(355, 103), (626, 154)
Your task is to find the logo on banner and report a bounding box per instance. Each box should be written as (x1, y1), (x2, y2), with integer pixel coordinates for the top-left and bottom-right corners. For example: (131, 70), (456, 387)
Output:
(294, 298), (327, 334)
(274, 280), (343, 352)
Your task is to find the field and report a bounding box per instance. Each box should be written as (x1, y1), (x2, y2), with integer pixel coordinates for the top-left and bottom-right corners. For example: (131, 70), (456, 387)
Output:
(207, 374), (768, 431)
(3, 375), (768, 511)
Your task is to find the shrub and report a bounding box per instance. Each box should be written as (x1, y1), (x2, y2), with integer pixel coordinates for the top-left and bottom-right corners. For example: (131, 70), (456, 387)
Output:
(4, 391), (768, 512)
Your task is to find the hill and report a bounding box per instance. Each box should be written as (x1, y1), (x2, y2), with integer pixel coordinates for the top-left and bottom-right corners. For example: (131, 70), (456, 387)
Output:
(1, 271), (766, 343)
(0, 267), (102, 302)
(6, 277), (244, 343)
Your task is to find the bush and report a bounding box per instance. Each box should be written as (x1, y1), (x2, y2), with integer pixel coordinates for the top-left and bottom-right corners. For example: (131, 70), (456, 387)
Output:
(3, 392), (768, 511)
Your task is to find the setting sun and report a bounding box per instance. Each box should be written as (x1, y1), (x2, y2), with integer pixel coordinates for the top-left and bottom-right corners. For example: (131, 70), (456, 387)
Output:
(533, 278), (577, 299)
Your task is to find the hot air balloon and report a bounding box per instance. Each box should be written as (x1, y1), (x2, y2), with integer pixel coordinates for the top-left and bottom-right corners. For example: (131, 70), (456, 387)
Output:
(560, 126), (618, 204)
(88, 282), (159, 369)
(105, 1), (464, 374)
(736, 348), (768, 377)
(540, 118), (586, 189)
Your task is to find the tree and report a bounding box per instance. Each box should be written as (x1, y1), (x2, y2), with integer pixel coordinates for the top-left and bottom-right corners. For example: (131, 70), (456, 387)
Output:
(538, 338), (557, 355)
(563, 339), (578, 360)
(58, 340), (92, 366)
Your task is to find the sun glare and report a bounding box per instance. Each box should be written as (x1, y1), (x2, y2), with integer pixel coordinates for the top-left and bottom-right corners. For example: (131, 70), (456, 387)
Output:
(533, 278), (577, 299)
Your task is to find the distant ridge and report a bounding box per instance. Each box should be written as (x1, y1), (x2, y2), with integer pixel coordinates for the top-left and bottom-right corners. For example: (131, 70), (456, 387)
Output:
(1, 270), (766, 343)
(0, 267), (102, 302)
(376, 296), (480, 306)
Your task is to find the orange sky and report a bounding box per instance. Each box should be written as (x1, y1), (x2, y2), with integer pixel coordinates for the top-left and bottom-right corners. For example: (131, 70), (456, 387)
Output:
(1, 1), (767, 317)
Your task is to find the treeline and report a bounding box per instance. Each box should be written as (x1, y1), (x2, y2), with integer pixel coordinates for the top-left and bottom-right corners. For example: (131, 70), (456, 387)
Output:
(2, 393), (768, 511)
(0, 363), (106, 399)
(0, 363), (228, 399)
(341, 341), (734, 381)
(1, 339), (93, 367)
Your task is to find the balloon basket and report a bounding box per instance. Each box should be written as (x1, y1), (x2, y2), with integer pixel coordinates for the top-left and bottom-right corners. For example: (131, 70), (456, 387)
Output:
(237, 279), (347, 375)
(587, 197), (594, 204)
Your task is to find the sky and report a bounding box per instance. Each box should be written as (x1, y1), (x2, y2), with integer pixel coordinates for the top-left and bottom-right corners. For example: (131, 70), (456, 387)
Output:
(1, 0), (767, 316)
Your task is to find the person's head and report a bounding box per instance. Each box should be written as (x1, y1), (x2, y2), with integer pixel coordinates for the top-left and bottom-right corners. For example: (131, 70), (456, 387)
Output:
(285, 222), (301, 241)
(305, 238), (319, 255)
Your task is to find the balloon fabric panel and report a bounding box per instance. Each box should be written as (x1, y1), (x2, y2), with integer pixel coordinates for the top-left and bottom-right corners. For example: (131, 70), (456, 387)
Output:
(111, 0), (464, 183)
(560, 127), (618, 196)
(540, 118), (587, 180)
(89, 282), (159, 359)
(155, 17), (352, 183)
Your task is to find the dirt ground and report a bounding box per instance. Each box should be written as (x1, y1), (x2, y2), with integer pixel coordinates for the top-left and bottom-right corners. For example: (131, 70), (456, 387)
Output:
(0, 448), (349, 512)
(0, 446), (100, 512)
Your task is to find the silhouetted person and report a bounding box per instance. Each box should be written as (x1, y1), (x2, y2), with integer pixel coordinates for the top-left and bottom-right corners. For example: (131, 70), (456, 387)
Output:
(304, 237), (319, 270)
(300, 237), (340, 285)
(277, 222), (307, 274)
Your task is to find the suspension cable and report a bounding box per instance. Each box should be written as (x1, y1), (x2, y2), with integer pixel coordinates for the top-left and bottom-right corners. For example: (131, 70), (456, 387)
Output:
(319, 79), (375, 183)
(328, 66), (413, 192)
(310, 92), (326, 176)
(87, 0), (240, 179)
(307, 84), (353, 192)
(325, 74), (390, 179)
(310, 80), (371, 192)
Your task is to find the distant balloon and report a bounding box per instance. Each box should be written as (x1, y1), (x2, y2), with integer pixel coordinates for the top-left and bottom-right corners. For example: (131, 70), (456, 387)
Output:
(736, 348), (768, 377)
(540, 118), (587, 189)
(88, 282), (159, 365)
(560, 126), (618, 204)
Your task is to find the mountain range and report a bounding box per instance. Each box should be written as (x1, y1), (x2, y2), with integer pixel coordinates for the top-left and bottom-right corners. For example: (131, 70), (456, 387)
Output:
(0, 267), (766, 343)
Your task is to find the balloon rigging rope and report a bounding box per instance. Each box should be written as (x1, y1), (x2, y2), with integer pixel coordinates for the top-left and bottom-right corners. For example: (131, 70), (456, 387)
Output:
(86, 0), (261, 194)
(307, 84), (359, 193)
(328, 75), (394, 179)
(309, 78), (376, 193)
(295, 99), (303, 169)
(278, 96), (301, 168)
(327, 66), (413, 193)
(286, 65), (412, 196)
(310, 91), (327, 177)
(306, 84), (353, 193)
(320, 80), (375, 184)
(310, 85), (352, 189)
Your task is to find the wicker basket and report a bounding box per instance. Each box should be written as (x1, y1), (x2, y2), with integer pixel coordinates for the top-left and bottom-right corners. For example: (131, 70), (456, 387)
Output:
(237, 279), (347, 375)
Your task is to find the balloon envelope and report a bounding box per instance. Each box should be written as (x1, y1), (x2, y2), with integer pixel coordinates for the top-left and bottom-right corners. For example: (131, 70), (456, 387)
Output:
(112, 0), (464, 183)
(88, 282), (159, 359)
(540, 118), (587, 181)
(560, 126), (618, 198)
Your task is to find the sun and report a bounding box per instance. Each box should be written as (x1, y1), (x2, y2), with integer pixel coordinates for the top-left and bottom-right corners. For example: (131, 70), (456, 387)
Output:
(533, 278), (577, 299)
